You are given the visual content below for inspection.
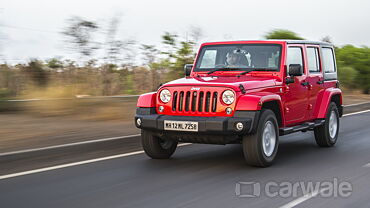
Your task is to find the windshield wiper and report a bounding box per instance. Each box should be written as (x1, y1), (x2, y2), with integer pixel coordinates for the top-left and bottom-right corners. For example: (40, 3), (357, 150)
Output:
(207, 67), (277, 76)
(207, 67), (240, 75)
(239, 69), (254, 75)
(239, 68), (278, 76)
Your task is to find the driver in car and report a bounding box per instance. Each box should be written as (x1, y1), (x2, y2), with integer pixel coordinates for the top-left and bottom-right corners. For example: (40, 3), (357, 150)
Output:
(226, 52), (248, 67)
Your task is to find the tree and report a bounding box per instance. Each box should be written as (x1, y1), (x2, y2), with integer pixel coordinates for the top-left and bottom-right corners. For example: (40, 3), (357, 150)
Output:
(188, 26), (204, 52)
(46, 58), (63, 69)
(62, 16), (100, 61)
(103, 15), (136, 65)
(0, 28), (5, 60)
(104, 15), (123, 64)
(161, 32), (178, 58)
(24, 60), (49, 87)
(264, 29), (304, 40)
(189, 26), (203, 44)
(335, 45), (370, 93)
(337, 66), (358, 89)
(160, 32), (196, 80)
(141, 44), (159, 65)
(321, 36), (333, 43)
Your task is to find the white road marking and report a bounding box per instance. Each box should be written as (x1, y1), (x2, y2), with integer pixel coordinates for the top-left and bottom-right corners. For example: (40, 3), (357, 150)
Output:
(278, 109), (370, 208)
(363, 163), (370, 168)
(0, 134), (141, 157)
(3, 108), (368, 158)
(279, 190), (320, 208)
(344, 101), (370, 107)
(343, 109), (370, 117)
(0, 143), (191, 180)
(279, 188), (329, 208)
(1, 108), (370, 181)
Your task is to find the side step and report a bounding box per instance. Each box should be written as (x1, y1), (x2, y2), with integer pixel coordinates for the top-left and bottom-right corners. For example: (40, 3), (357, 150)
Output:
(279, 119), (325, 136)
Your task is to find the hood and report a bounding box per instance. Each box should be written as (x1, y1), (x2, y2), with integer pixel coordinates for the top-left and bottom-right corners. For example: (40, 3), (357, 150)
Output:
(162, 75), (280, 92)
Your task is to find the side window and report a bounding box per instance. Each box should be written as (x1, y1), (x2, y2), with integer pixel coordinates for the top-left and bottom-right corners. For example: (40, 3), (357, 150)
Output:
(287, 47), (303, 66)
(287, 47), (304, 73)
(322, 47), (336, 73)
(307, 47), (320, 73)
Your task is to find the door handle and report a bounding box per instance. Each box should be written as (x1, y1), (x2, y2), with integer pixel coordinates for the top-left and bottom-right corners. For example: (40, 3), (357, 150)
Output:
(301, 81), (310, 86)
(317, 80), (324, 84)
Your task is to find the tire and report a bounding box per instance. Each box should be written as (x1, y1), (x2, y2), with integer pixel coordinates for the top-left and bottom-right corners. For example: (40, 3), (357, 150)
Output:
(141, 130), (178, 159)
(242, 109), (279, 167)
(314, 102), (339, 147)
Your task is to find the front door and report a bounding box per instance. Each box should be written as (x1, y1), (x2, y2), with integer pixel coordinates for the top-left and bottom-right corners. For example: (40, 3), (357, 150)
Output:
(284, 45), (309, 125)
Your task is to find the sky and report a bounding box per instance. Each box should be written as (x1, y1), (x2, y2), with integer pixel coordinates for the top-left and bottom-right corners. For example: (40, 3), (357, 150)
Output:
(0, 0), (369, 63)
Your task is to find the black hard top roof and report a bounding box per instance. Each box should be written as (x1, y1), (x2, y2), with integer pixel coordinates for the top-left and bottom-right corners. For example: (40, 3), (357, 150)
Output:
(282, 40), (333, 46)
(204, 40), (334, 47)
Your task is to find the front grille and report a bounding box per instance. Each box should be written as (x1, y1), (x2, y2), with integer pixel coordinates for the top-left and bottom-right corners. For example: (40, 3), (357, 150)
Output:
(172, 90), (218, 113)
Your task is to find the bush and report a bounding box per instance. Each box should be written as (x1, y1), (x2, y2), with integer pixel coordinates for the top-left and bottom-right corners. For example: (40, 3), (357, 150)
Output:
(264, 29), (304, 40)
(338, 66), (358, 89)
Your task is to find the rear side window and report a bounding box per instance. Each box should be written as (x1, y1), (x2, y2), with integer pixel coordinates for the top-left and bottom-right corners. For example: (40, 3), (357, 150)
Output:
(307, 47), (320, 73)
(322, 47), (336, 73)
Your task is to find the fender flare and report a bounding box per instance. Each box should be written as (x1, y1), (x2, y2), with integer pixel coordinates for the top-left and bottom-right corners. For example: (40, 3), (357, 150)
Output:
(137, 92), (157, 107)
(235, 92), (283, 111)
(235, 92), (284, 125)
(315, 88), (342, 118)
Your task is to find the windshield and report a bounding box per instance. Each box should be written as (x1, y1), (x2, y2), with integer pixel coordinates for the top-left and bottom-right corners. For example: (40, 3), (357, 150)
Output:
(194, 44), (282, 72)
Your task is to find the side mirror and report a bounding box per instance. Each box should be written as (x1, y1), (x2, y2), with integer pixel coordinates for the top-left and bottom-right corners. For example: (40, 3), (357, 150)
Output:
(184, 64), (193, 76)
(288, 64), (303, 77)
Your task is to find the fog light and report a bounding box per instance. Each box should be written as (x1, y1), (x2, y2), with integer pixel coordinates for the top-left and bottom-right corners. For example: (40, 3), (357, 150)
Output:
(225, 107), (232, 115)
(136, 118), (142, 127)
(235, 122), (244, 131)
(158, 106), (164, 112)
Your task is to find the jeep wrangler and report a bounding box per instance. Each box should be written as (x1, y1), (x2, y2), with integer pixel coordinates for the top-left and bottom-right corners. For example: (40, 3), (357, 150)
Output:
(135, 40), (342, 167)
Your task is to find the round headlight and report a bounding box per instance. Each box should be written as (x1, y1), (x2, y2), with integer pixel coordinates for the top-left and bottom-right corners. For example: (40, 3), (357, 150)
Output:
(222, 90), (235, 105)
(159, 89), (171, 103)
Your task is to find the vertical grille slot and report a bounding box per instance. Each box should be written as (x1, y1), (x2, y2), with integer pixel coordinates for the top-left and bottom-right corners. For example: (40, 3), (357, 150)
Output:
(172, 91), (178, 111)
(205, 92), (211, 112)
(198, 92), (204, 112)
(191, 91), (197, 111)
(185, 91), (191, 111)
(178, 91), (184, 111)
(212, 92), (218, 112)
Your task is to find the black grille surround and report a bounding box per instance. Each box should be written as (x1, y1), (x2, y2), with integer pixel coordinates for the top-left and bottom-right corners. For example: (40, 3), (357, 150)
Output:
(171, 90), (218, 113)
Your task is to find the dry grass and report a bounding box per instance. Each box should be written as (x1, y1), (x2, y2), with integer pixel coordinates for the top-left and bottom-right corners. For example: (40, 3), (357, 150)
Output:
(20, 98), (137, 121)
(2, 88), (370, 121)
(4, 85), (137, 121)
(342, 89), (370, 105)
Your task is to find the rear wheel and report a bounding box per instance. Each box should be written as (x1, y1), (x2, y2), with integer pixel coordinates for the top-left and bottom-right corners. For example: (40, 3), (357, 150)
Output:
(141, 130), (178, 159)
(242, 109), (279, 167)
(314, 102), (339, 147)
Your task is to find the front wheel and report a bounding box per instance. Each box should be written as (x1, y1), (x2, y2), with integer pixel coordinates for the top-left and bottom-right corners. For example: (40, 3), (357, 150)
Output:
(242, 109), (279, 167)
(141, 130), (178, 159)
(314, 102), (340, 147)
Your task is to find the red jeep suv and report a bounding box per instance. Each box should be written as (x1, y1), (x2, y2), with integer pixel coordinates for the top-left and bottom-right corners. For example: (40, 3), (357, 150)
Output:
(135, 40), (342, 167)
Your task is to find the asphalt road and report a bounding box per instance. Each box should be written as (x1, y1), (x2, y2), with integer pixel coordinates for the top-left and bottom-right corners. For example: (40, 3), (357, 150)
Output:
(1, 112), (370, 208)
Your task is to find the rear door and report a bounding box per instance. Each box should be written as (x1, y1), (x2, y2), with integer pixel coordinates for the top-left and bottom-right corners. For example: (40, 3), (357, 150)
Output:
(305, 45), (325, 120)
(283, 45), (309, 125)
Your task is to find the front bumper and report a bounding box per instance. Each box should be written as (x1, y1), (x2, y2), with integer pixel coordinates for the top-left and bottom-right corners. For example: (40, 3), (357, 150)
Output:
(135, 107), (259, 144)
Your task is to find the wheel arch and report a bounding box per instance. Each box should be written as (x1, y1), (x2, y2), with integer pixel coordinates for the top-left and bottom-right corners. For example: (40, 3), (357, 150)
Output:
(315, 88), (342, 118)
(261, 100), (283, 127)
(236, 92), (284, 126)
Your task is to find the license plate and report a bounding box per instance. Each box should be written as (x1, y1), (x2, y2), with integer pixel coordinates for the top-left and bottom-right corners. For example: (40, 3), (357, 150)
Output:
(164, 120), (198, 132)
